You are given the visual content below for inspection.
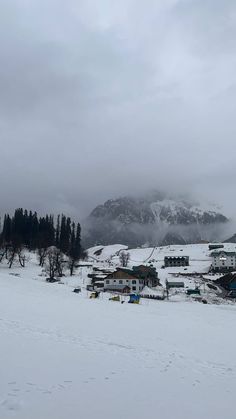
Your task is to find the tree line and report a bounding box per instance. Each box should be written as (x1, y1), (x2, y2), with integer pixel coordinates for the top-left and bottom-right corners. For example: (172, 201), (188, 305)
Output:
(0, 208), (84, 275)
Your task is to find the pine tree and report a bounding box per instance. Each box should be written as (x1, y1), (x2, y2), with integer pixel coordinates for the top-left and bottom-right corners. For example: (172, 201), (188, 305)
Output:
(55, 215), (60, 248)
(59, 215), (71, 254)
(68, 222), (81, 275)
(0, 209), (82, 270)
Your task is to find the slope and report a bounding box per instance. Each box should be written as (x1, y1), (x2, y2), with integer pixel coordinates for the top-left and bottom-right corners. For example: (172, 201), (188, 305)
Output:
(1, 260), (236, 419)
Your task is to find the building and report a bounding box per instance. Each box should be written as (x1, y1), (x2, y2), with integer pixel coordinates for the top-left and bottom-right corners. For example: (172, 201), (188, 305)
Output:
(87, 267), (115, 289)
(211, 251), (236, 272)
(208, 244), (224, 251)
(215, 273), (236, 296)
(132, 265), (159, 287)
(104, 268), (145, 293)
(164, 256), (189, 268)
(166, 281), (185, 289)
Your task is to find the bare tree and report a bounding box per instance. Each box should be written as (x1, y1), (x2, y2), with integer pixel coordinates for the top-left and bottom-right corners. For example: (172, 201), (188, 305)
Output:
(45, 246), (65, 280)
(7, 243), (26, 268)
(119, 251), (130, 267)
(55, 249), (64, 277)
(37, 246), (48, 267)
(0, 245), (7, 263)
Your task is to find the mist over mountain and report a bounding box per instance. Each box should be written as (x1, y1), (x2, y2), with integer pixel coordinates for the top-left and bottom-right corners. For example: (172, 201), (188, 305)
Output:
(83, 191), (229, 247)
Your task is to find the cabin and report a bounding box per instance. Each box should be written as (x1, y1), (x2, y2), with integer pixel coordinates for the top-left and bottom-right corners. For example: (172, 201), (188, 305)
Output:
(211, 251), (236, 272)
(164, 256), (189, 268)
(166, 281), (185, 289)
(208, 244), (224, 251)
(104, 268), (145, 293)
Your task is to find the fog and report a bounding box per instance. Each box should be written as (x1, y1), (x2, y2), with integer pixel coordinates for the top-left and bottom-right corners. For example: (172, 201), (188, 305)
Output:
(0, 0), (236, 219)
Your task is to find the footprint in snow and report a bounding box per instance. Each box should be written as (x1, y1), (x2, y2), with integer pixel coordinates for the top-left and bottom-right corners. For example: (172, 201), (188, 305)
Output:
(0, 398), (23, 411)
(57, 384), (65, 389)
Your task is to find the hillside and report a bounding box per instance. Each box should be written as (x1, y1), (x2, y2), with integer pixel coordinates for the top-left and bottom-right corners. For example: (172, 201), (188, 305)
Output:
(87, 242), (236, 271)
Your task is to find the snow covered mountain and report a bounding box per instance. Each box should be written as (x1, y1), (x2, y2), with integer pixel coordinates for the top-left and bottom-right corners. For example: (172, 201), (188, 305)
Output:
(83, 192), (228, 247)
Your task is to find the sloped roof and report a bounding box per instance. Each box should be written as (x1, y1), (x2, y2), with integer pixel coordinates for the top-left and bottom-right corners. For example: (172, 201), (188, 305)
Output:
(215, 273), (236, 287)
(105, 268), (139, 279)
(211, 251), (236, 257)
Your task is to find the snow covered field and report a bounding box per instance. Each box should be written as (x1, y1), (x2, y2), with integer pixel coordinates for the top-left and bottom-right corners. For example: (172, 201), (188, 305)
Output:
(1, 255), (236, 419)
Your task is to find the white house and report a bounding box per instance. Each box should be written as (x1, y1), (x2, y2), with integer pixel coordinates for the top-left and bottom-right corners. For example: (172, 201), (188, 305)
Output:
(104, 268), (145, 293)
(211, 251), (236, 272)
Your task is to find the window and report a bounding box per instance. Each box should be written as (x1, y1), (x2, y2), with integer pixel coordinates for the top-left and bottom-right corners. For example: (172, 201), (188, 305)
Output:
(132, 286), (136, 291)
(106, 280), (109, 284)
(132, 280), (136, 284)
(114, 280), (116, 283)
(119, 280), (123, 284)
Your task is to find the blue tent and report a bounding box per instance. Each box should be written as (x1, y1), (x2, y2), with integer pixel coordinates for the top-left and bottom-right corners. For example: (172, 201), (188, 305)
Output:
(128, 294), (140, 304)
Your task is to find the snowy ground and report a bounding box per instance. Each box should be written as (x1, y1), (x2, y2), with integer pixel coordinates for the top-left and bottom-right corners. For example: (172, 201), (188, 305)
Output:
(1, 255), (236, 419)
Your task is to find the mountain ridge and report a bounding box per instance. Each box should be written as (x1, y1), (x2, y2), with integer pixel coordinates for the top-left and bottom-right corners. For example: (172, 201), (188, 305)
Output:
(83, 192), (228, 247)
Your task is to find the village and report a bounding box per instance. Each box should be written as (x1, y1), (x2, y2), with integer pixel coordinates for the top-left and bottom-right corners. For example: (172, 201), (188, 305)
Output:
(68, 242), (236, 305)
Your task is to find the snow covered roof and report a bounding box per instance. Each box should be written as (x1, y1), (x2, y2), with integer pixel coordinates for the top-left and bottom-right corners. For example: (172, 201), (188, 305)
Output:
(211, 251), (236, 257)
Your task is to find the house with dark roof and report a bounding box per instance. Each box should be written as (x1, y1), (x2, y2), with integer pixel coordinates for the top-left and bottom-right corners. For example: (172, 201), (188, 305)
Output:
(215, 273), (236, 296)
(164, 256), (189, 268)
(208, 244), (224, 251)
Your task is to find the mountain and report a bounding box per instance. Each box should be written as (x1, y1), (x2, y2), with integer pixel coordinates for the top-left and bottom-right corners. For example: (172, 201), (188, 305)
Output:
(83, 192), (228, 247)
(224, 233), (236, 243)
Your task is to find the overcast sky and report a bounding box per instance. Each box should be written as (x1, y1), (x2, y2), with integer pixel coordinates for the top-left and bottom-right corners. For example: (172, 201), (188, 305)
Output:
(0, 0), (236, 219)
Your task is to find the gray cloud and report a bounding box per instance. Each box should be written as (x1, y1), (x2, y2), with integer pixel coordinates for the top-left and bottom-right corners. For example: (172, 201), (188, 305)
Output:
(0, 0), (235, 219)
